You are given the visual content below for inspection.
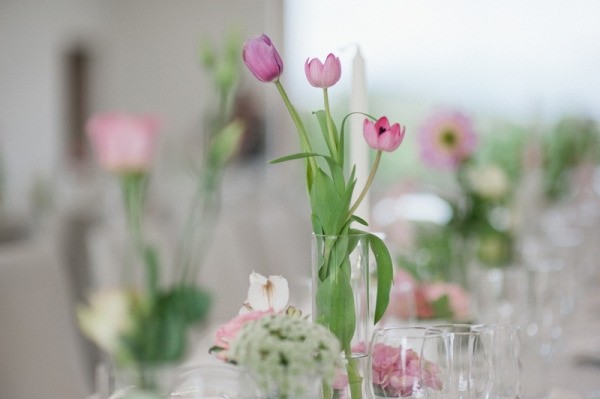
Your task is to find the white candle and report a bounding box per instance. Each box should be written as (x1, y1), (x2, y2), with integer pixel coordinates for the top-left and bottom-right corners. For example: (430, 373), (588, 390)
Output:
(349, 47), (370, 225)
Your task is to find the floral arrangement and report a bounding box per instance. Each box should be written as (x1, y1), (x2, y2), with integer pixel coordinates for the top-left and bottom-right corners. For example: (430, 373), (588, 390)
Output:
(230, 314), (341, 397)
(541, 116), (600, 202)
(211, 272), (291, 361)
(415, 110), (522, 280)
(243, 33), (402, 399)
(386, 268), (470, 322)
(370, 342), (442, 397)
(78, 36), (244, 391)
(211, 272), (341, 398)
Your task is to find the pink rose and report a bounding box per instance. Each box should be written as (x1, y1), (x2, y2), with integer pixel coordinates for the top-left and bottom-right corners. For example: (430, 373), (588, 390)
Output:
(386, 269), (434, 320)
(370, 342), (443, 396)
(212, 310), (271, 360)
(370, 343), (421, 397)
(86, 113), (160, 174)
(419, 282), (470, 321)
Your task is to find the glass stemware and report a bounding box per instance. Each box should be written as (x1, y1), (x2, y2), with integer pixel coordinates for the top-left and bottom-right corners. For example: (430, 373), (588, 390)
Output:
(472, 324), (521, 399)
(366, 327), (448, 399)
(169, 363), (261, 399)
(432, 324), (491, 399)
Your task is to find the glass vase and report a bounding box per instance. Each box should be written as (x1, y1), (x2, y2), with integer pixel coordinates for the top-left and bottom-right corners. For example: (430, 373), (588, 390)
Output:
(312, 233), (370, 399)
(108, 361), (179, 398)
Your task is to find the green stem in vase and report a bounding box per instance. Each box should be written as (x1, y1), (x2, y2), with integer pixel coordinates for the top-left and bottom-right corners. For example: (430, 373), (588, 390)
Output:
(346, 355), (363, 399)
(347, 150), (382, 220)
(120, 173), (158, 299)
(322, 88), (339, 163)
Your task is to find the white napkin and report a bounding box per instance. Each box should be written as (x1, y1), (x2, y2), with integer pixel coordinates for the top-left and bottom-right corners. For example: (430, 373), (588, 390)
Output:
(548, 389), (583, 399)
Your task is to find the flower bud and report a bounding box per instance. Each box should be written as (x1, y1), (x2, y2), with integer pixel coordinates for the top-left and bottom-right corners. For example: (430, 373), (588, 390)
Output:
(242, 34), (283, 83)
(304, 53), (341, 88)
(363, 116), (406, 152)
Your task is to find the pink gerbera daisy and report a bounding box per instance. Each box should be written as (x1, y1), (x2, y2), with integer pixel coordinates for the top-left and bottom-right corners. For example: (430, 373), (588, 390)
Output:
(418, 111), (478, 170)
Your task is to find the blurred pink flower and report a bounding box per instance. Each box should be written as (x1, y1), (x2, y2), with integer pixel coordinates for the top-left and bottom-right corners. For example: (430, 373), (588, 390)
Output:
(86, 113), (160, 174)
(211, 310), (272, 360)
(386, 269), (434, 320)
(418, 111), (477, 169)
(370, 343), (443, 397)
(419, 282), (470, 321)
(242, 34), (284, 83)
(363, 116), (406, 152)
(305, 53), (342, 88)
(332, 368), (348, 399)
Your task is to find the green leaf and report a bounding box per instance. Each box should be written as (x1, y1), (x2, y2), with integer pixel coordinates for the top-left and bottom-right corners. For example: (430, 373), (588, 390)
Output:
(369, 233), (393, 324)
(310, 169), (347, 235)
(349, 214), (369, 227)
(311, 214), (323, 236)
(172, 285), (212, 323)
(316, 265), (356, 349)
(431, 294), (454, 319)
(315, 109), (339, 159)
(269, 152), (322, 164)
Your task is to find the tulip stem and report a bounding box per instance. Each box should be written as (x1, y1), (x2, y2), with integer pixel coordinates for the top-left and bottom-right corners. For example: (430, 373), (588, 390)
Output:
(323, 88), (339, 162)
(275, 81), (318, 178)
(121, 173), (157, 297)
(347, 150), (381, 220)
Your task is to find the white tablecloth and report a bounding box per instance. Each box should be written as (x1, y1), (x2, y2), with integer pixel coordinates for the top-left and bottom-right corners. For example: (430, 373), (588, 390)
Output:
(0, 228), (91, 399)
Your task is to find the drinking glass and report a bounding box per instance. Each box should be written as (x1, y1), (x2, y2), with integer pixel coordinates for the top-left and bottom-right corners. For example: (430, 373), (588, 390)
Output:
(472, 324), (521, 399)
(432, 324), (491, 399)
(525, 260), (568, 359)
(366, 327), (448, 398)
(169, 363), (261, 398)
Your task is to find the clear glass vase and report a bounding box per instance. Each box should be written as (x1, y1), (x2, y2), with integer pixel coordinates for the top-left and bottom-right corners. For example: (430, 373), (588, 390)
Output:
(312, 233), (371, 399)
(108, 361), (179, 398)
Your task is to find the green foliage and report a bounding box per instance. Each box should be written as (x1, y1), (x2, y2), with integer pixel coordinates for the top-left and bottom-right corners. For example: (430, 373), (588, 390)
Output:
(272, 64), (400, 399)
(543, 116), (600, 201)
(123, 285), (211, 363)
(430, 295), (453, 320)
(369, 232), (393, 324)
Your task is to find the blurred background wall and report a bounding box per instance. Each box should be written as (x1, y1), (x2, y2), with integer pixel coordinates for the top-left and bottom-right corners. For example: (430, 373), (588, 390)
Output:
(0, 1), (287, 398)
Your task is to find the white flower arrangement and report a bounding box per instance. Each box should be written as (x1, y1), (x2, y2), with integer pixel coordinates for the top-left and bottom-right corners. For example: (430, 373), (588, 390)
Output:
(228, 313), (341, 397)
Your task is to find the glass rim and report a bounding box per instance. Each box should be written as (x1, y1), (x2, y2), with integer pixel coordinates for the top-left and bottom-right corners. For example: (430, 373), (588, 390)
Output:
(471, 323), (521, 333)
(312, 232), (372, 238)
(371, 326), (446, 339)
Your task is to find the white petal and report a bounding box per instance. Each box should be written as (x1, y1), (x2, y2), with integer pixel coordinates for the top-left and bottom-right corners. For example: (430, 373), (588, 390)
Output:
(267, 275), (289, 312)
(245, 272), (271, 311)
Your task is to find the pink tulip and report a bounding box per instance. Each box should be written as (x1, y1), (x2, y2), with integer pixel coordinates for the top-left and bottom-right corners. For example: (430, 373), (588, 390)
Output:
(363, 116), (405, 152)
(305, 53), (342, 88)
(86, 113), (159, 174)
(242, 34), (284, 83)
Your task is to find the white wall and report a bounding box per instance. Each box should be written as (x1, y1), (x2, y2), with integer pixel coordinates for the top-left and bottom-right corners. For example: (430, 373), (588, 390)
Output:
(0, 0), (280, 216)
(0, 0), (111, 214)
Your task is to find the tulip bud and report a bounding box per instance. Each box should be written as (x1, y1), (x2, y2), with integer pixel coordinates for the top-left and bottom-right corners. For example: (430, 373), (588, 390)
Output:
(242, 34), (283, 83)
(363, 116), (406, 152)
(304, 53), (342, 88)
